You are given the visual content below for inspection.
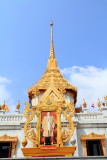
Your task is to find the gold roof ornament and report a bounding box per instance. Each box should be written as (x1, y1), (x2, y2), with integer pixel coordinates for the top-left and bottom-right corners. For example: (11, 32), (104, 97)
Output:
(1, 101), (9, 112)
(28, 21), (77, 103)
(16, 100), (20, 110)
(1, 101), (5, 110)
(22, 136), (28, 148)
(97, 98), (101, 108)
(104, 96), (107, 100)
(82, 99), (87, 108)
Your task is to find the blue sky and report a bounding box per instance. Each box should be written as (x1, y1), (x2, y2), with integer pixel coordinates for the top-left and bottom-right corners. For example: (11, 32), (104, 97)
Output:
(0, 0), (107, 112)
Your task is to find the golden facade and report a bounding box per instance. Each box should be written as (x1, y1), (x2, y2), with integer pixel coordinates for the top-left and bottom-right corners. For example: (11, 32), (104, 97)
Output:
(21, 22), (77, 157)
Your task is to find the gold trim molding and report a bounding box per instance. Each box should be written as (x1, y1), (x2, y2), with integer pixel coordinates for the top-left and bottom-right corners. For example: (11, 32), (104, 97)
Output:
(80, 132), (106, 156)
(0, 134), (18, 157)
(81, 132), (106, 140)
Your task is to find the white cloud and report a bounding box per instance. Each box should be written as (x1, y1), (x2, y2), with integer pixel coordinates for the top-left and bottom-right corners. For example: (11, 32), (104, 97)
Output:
(0, 77), (15, 112)
(0, 77), (11, 83)
(61, 66), (107, 111)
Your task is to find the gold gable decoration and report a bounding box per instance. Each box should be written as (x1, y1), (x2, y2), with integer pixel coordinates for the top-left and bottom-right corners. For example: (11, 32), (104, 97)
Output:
(0, 134), (18, 142)
(39, 84), (65, 103)
(81, 132), (106, 140)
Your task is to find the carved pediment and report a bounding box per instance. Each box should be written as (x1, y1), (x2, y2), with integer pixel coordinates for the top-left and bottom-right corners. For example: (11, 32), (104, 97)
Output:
(34, 96), (65, 111)
(0, 134), (18, 142)
(39, 84), (64, 103)
(81, 132), (105, 140)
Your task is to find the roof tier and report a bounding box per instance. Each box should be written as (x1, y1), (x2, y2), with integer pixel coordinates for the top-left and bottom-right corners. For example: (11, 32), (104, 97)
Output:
(28, 22), (77, 103)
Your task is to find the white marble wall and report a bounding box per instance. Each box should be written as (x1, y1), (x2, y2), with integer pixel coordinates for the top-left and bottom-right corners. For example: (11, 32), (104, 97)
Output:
(0, 108), (107, 157)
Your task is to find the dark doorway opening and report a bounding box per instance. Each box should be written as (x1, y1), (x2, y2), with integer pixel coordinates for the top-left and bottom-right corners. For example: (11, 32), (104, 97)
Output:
(0, 142), (12, 158)
(86, 140), (103, 156)
(45, 137), (51, 145)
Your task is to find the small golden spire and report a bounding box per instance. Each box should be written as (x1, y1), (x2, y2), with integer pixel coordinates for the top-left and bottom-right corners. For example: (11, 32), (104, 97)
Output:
(82, 99), (87, 108)
(1, 101), (9, 112)
(16, 100), (20, 110)
(1, 101), (5, 110)
(47, 21), (58, 70)
(97, 98), (101, 108)
(104, 96), (107, 100)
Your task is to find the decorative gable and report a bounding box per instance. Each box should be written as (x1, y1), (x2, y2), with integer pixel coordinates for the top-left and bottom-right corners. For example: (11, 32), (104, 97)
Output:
(39, 84), (64, 103)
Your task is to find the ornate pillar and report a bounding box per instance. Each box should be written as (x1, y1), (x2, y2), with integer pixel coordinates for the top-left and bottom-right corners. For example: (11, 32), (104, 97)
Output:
(36, 110), (41, 146)
(101, 139), (106, 156)
(57, 108), (63, 146)
(81, 140), (87, 156)
(11, 142), (17, 157)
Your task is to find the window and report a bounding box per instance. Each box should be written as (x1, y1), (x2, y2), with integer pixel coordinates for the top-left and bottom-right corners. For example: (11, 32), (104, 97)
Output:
(86, 140), (103, 156)
(0, 142), (12, 158)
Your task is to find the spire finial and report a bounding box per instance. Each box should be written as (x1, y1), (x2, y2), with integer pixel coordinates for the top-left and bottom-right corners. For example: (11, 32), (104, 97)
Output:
(50, 21), (53, 44)
(47, 21), (58, 70)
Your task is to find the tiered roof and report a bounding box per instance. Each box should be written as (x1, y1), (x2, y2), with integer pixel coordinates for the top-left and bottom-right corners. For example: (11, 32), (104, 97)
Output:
(28, 21), (77, 103)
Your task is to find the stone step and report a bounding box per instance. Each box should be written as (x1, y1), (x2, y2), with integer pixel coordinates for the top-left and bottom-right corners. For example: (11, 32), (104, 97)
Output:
(2, 156), (107, 160)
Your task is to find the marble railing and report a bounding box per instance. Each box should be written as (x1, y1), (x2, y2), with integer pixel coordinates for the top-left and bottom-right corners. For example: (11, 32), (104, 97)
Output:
(0, 112), (103, 122)
(0, 114), (24, 122)
(75, 112), (103, 120)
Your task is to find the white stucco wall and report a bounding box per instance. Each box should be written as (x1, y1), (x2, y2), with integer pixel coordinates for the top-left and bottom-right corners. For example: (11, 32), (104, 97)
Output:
(0, 107), (107, 157)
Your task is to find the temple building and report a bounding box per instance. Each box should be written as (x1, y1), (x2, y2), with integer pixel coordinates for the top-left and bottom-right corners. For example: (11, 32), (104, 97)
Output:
(0, 22), (107, 158)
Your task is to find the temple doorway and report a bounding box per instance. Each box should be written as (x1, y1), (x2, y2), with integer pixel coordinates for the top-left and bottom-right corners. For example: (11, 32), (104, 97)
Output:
(45, 137), (51, 145)
(86, 140), (103, 156)
(0, 142), (12, 158)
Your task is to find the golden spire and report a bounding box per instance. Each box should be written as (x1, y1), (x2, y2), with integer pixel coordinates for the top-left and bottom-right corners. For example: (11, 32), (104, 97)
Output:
(28, 22), (77, 104)
(1, 101), (5, 110)
(47, 21), (58, 70)
(82, 99), (87, 108)
(16, 100), (20, 110)
(97, 98), (101, 108)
